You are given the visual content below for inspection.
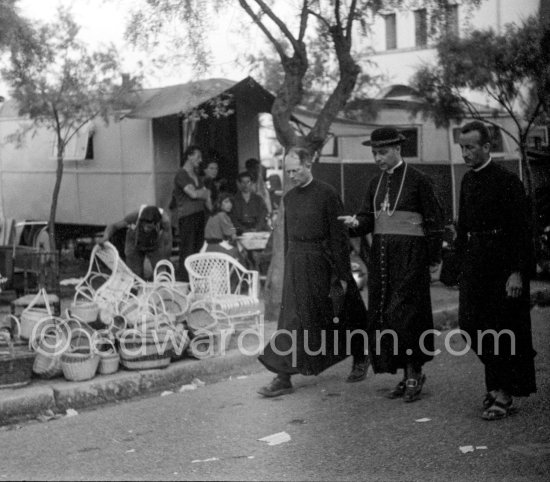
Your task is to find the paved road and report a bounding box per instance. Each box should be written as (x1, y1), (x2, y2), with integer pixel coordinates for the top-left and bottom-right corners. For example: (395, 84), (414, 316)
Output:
(1, 307), (548, 481)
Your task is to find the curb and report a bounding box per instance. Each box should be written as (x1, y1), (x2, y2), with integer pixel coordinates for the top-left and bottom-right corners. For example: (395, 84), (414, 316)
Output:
(0, 307), (463, 427)
(0, 324), (275, 426)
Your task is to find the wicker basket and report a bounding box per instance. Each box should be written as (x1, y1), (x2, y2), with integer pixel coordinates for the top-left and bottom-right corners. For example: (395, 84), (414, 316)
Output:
(118, 329), (174, 357)
(32, 317), (70, 379)
(0, 347), (36, 389)
(168, 325), (191, 361)
(98, 352), (120, 375)
(61, 328), (99, 382)
(119, 355), (171, 370)
(186, 311), (234, 359)
(186, 307), (218, 331)
(97, 339), (119, 375)
(70, 300), (100, 323)
(0, 316), (36, 389)
(20, 288), (54, 340)
(117, 329), (173, 370)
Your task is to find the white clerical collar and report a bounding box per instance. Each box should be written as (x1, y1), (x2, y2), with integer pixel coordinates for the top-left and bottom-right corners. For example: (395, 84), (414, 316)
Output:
(473, 157), (492, 172)
(300, 177), (314, 188)
(387, 160), (403, 174)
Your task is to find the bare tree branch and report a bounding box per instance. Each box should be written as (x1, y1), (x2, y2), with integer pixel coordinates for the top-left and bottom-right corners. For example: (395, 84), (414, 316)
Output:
(238, 0), (288, 60)
(346, 0), (358, 41)
(298, 0), (309, 42)
(247, 0), (301, 53)
(307, 9), (331, 29)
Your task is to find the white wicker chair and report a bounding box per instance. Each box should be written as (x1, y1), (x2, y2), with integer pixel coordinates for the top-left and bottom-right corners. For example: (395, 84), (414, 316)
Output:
(74, 242), (146, 322)
(184, 252), (263, 330)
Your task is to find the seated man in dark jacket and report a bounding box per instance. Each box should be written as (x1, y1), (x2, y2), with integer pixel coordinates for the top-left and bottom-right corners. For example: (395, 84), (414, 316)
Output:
(230, 171), (269, 234)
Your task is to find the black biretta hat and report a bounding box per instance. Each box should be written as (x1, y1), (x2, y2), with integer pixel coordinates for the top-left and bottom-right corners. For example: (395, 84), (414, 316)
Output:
(362, 127), (406, 147)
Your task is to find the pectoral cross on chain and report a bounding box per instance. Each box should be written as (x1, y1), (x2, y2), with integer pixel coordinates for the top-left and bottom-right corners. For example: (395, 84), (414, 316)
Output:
(381, 191), (391, 213)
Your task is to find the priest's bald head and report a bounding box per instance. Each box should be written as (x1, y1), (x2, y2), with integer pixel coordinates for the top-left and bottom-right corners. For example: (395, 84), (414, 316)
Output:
(285, 147), (313, 187)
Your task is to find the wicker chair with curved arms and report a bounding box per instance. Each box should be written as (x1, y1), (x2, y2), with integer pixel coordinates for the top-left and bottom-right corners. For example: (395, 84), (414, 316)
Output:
(184, 252), (263, 331)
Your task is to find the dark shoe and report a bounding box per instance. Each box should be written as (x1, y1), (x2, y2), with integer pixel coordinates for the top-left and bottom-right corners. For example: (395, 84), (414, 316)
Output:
(386, 380), (407, 399)
(346, 359), (370, 383)
(257, 375), (294, 398)
(403, 374), (426, 403)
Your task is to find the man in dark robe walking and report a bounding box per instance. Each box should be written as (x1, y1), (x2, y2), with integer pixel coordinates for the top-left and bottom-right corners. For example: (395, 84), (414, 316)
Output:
(456, 121), (536, 420)
(257, 147), (369, 397)
(340, 127), (444, 402)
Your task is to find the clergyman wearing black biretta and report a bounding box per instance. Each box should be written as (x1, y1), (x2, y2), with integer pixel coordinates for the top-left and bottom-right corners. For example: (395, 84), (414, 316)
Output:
(339, 124), (444, 403)
(361, 126), (406, 147)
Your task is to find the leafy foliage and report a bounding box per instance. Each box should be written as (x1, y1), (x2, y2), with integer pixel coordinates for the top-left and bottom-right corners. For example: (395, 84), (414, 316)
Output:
(2, 7), (140, 248)
(411, 16), (550, 249)
(0, 0), (31, 52)
(412, 16), (550, 133)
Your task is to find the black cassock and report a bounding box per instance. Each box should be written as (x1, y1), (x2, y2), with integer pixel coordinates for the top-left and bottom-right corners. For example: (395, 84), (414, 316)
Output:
(456, 162), (536, 396)
(352, 163), (444, 374)
(258, 179), (368, 376)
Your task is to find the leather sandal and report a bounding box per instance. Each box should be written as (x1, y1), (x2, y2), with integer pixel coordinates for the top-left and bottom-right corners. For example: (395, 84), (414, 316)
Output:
(482, 392), (496, 410)
(482, 399), (513, 421)
(403, 374), (426, 403)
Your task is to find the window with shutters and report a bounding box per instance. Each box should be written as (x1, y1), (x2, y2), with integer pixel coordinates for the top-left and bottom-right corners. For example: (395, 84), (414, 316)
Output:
(385, 14), (397, 50)
(400, 128), (419, 158)
(445, 4), (459, 37)
(414, 9), (428, 47)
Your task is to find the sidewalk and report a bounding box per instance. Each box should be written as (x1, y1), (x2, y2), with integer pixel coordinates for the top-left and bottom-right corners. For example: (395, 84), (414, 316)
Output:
(1, 281), (548, 427)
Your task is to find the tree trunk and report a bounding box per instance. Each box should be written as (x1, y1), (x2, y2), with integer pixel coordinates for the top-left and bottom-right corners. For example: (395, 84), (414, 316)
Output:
(48, 139), (64, 252)
(264, 50), (308, 320)
(263, 202), (284, 320)
(520, 141), (541, 269)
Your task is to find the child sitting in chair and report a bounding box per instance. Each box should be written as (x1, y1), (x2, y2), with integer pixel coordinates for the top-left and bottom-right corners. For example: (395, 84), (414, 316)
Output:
(203, 193), (242, 261)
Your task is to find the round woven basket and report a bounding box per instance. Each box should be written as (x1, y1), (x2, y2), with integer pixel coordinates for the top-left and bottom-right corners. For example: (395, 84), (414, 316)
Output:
(97, 339), (119, 375)
(61, 328), (99, 382)
(20, 309), (50, 340)
(32, 317), (70, 379)
(98, 352), (120, 375)
(70, 301), (100, 323)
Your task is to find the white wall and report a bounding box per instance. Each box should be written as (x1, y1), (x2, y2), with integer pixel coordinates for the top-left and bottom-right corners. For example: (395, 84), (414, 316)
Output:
(0, 114), (154, 225)
(367, 0), (540, 88)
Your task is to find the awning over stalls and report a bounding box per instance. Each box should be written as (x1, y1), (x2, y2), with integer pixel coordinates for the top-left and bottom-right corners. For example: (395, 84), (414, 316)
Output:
(126, 76), (274, 119)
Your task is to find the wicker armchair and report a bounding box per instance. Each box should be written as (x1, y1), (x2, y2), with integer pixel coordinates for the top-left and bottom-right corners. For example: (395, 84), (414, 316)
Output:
(184, 252), (263, 330)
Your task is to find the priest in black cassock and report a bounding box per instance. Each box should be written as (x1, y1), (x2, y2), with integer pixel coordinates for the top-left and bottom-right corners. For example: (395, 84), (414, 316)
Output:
(257, 147), (369, 397)
(456, 121), (536, 421)
(340, 127), (444, 403)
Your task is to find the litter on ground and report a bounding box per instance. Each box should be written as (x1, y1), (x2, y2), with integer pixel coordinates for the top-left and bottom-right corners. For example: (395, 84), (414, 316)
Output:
(258, 431), (291, 446)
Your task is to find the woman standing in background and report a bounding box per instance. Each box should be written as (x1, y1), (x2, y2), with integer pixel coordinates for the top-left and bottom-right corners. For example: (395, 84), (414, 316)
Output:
(172, 145), (211, 281)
